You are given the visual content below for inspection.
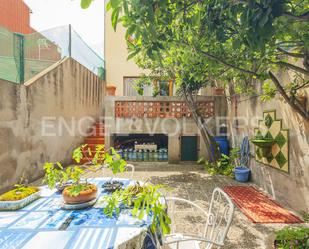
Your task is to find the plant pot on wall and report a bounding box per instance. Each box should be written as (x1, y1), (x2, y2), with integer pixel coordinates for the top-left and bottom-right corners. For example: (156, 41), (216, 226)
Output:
(106, 85), (116, 96)
(251, 139), (275, 158)
(212, 87), (225, 96)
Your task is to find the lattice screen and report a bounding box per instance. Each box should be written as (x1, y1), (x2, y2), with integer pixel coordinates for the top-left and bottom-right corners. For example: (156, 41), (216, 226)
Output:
(115, 101), (215, 119)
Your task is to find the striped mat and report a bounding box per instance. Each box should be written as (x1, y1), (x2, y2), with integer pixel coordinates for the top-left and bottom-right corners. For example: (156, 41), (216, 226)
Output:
(223, 186), (302, 223)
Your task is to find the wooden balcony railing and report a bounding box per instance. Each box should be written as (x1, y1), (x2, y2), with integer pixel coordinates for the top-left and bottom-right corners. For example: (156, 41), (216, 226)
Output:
(115, 101), (215, 118)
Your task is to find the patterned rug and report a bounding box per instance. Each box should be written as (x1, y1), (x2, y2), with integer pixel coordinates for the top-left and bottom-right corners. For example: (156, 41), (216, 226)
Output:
(223, 186), (303, 223)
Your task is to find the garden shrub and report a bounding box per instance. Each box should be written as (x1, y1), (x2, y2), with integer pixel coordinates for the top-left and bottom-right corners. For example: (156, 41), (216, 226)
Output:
(275, 227), (309, 249)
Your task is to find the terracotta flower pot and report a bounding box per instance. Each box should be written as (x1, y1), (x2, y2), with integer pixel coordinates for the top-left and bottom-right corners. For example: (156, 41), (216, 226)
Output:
(62, 184), (97, 204)
(212, 87), (225, 96)
(106, 85), (116, 96)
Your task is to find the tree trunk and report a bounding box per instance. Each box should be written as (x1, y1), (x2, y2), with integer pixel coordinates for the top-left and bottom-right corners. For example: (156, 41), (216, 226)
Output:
(183, 90), (221, 162)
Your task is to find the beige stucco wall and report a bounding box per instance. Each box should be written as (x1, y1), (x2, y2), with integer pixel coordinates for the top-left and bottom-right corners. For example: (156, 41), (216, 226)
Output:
(104, 96), (226, 163)
(0, 58), (105, 192)
(104, 10), (147, 96)
(227, 70), (309, 212)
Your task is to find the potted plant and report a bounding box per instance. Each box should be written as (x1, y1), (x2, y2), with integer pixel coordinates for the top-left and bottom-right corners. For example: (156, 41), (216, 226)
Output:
(74, 144), (127, 190)
(233, 137), (251, 182)
(43, 162), (71, 192)
(251, 133), (275, 158)
(103, 181), (171, 235)
(212, 87), (225, 96)
(0, 178), (41, 211)
(43, 144), (127, 206)
(43, 163), (97, 204)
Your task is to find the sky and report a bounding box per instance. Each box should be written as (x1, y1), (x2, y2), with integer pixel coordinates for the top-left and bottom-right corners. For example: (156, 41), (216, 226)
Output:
(24, 0), (105, 57)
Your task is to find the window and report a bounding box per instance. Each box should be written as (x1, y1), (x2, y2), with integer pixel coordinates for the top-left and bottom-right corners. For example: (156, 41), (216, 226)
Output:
(123, 77), (174, 96)
(123, 77), (153, 96)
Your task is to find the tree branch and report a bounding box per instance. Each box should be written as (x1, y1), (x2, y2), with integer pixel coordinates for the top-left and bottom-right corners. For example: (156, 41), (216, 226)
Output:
(282, 11), (309, 21)
(268, 71), (309, 120)
(277, 47), (304, 58)
(199, 50), (260, 77)
(295, 81), (309, 91)
(273, 61), (309, 76)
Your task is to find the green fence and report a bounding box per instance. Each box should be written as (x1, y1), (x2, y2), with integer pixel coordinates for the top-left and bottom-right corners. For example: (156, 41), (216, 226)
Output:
(0, 25), (105, 84)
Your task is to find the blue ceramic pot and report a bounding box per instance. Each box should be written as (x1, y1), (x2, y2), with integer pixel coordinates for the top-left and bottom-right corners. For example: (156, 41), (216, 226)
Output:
(234, 167), (250, 182)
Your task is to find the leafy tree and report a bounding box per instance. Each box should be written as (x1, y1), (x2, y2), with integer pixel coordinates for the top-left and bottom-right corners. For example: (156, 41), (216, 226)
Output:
(81, 0), (309, 160)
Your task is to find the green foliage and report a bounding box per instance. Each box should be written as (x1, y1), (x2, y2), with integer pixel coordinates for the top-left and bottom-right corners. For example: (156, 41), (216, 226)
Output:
(104, 147), (127, 174)
(0, 186), (39, 201)
(103, 182), (171, 235)
(101, 0), (309, 118)
(44, 145), (126, 197)
(261, 80), (277, 102)
(275, 227), (309, 249)
(64, 183), (96, 197)
(80, 0), (92, 9)
(300, 211), (309, 223)
(73, 144), (126, 175)
(203, 147), (240, 177)
(43, 162), (68, 189)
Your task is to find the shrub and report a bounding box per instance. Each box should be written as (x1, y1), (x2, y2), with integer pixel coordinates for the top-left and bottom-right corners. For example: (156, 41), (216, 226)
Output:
(198, 147), (240, 177)
(275, 227), (309, 249)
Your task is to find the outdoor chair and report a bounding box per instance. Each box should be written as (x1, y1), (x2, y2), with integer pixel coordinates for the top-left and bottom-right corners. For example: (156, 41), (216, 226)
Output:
(160, 187), (234, 249)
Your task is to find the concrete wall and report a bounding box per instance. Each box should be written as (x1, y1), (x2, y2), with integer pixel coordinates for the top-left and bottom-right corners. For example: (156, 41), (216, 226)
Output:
(227, 70), (309, 212)
(104, 11), (148, 95)
(104, 96), (226, 163)
(0, 58), (105, 192)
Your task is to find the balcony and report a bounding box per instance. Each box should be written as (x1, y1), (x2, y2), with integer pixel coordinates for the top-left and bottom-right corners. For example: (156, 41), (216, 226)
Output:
(114, 97), (215, 119)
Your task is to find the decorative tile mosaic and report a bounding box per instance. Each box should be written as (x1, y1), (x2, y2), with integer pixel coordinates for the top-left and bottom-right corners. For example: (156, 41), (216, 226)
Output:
(254, 110), (289, 173)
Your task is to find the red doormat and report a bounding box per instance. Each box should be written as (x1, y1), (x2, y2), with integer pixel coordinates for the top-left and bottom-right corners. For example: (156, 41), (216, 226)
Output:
(223, 186), (303, 223)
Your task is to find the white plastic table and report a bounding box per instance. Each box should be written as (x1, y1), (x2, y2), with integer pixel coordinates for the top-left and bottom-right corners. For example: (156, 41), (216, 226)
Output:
(0, 178), (154, 249)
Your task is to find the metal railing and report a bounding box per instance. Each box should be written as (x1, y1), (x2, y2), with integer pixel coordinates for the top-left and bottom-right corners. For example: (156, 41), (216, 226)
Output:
(0, 25), (105, 84)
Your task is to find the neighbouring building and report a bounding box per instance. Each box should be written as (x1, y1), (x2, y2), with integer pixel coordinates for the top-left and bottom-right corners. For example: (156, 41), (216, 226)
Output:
(104, 10), (176, 97)
(0, 0), (34, 34)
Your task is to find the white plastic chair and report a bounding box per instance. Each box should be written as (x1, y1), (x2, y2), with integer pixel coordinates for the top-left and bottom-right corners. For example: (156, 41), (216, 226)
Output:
(160, 187), (234, 249)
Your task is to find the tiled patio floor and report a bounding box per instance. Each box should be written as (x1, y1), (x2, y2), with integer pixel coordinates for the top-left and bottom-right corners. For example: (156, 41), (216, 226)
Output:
(82, 162), (303, 249)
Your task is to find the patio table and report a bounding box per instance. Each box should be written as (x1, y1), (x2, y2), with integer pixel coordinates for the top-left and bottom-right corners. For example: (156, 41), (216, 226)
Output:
(0, 178), (155, 249)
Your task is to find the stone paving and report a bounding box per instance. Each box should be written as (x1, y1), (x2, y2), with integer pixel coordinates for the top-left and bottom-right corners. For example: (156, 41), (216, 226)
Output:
(82, 162), (305, 249)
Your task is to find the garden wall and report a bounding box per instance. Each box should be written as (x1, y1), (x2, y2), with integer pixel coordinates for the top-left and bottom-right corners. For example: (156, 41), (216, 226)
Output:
(227, 70), (309, 212)
(0, 58), (105, 192)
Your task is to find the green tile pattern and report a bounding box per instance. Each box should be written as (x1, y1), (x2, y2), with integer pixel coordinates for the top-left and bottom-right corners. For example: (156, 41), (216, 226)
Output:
(264, 131), (273, 140)
(275, 132), (286, 148)
(275, 151), (287, 168)
(253, 110), (289, 173)
(265, 114), (273, 128)
(266, 154), (274, 163)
